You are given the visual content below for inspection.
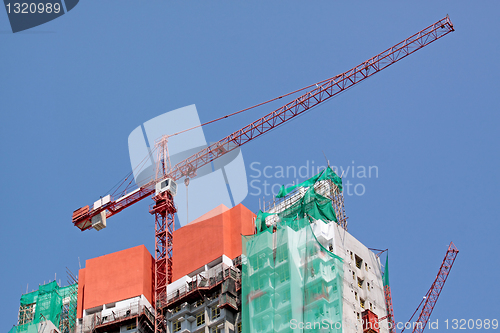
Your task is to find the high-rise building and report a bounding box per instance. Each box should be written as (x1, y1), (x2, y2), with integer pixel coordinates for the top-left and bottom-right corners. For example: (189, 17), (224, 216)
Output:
(240, 169), (389, 333)
(69, 168), (390, 333)
(161, 203), (255, 333)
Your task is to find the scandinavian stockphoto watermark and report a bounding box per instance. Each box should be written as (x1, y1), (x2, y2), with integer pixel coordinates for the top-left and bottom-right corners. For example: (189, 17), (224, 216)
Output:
(248, 160), (379, 197)
(127, 106), (377, 226)
(289, 319), (343, 331)
(4, 0), (80, 33)
(289, 319), (499, 331)
(289, 319), (436, 331)
(128, 105), (248, 227)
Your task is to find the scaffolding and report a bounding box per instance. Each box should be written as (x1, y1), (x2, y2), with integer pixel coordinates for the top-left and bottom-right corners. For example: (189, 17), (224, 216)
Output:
(60, 269), (79, 333)
(160, 263), (241, 310)
(242, 218), (344, 333)
(242, 167), (345, 333)
(10, 279), (78, 333)
(259, 167), (348, 232)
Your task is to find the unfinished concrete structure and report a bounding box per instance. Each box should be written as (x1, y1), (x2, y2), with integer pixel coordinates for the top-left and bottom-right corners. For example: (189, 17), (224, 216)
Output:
(70, 180), (391, 333)
(74, 204), (254, 333)
(161, 203), (255, 333)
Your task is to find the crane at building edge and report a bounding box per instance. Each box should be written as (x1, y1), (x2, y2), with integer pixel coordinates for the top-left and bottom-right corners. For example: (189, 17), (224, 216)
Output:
(72, 16), (455, 333)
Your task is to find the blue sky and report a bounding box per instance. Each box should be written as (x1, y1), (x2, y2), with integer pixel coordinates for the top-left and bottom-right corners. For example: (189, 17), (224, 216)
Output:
(1, 1), (499, 331)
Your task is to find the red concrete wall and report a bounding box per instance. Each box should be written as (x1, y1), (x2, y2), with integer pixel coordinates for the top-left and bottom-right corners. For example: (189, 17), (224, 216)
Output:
(77, 245), (154, 318)
(172, 203), (255, 281)
(76, 268), (86, 319)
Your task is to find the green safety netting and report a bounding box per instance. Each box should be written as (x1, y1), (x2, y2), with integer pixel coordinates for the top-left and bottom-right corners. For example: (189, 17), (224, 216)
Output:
(9, 281), (78, 333)
(383, 252), (390, 287)
(242, 216), (344, 332)
(256, 168), (343, 233)
(256, 187), (338, 233)
(276, 166), (343, 198)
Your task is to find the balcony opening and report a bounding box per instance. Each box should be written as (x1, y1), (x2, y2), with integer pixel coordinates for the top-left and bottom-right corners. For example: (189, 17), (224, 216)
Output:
(355, 255), (363, 269)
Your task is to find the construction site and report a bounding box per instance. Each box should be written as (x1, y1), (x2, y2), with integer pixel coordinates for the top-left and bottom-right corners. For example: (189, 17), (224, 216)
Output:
(9, 16), (461, 333)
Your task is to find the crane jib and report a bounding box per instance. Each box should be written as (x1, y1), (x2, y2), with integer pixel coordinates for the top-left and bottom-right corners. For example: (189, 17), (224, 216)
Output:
(73, 16), (454, 231)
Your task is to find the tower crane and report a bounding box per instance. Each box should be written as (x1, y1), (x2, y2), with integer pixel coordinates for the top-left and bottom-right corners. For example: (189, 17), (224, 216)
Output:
(71, 16), (454, 333)
(376, 242), (458, 333)
(401, 242), (459, 333)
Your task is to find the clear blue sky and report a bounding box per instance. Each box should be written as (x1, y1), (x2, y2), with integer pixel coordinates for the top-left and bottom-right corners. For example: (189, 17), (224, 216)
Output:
(1, 1), (499, 331)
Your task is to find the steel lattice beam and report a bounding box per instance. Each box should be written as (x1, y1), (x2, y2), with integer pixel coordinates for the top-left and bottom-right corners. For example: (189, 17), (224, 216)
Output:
(72, 16), (454, 232)
(169, 16), (454, 181)
(384, 285), (396, 333)
(412, 242), (459, 333)
(150, 191), (176, 333)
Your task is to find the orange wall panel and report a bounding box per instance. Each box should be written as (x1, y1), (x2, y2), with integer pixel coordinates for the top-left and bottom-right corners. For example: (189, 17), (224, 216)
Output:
(77, 245), (153, 317)
(172, 218), (224, 280)
(172, 204), (255, 280)
(77, 204), (255, 318)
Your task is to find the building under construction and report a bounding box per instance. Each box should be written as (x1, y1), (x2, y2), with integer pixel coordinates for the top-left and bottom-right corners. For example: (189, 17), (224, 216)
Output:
(11, 168), (401, 333)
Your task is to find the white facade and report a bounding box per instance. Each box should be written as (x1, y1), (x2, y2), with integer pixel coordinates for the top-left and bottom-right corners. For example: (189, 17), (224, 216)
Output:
(78, 295), (154, 333)
(312, 220), (389, 333)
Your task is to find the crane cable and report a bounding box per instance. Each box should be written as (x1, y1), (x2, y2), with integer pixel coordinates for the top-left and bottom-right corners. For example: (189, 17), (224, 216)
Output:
(103, 74), (342, 199)
(400, 292), (429, 333)
(166, 76), (340, 139)
(105, 145), (159, 198)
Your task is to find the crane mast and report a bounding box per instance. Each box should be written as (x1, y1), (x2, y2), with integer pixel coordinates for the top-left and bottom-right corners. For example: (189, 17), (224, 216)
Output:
(71, 16), (455, 333)
(385, 286), (396, 333)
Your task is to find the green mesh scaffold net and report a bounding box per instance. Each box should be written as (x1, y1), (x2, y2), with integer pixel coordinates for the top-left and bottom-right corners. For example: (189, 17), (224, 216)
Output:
(242, 168), (344, 332)
(9, 281), (78, 333)
(255, 167), (342, 233)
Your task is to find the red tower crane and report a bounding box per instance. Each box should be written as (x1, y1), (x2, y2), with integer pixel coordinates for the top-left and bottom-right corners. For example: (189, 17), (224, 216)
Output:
(401, 242), (459, 333)
(72, 16), (454, 333)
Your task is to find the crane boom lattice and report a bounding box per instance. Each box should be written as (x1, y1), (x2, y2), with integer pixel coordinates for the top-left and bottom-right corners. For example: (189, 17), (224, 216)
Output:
(412, 242), (459, 333)
(72, 16), (454, 233)
(385, 284), (396, 333)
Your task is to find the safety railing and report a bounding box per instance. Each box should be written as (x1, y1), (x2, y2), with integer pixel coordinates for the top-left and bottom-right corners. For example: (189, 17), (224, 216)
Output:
(80, 302), (153, 333)
(219, 293), (238, 310)
(160, 264), (240, 308)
